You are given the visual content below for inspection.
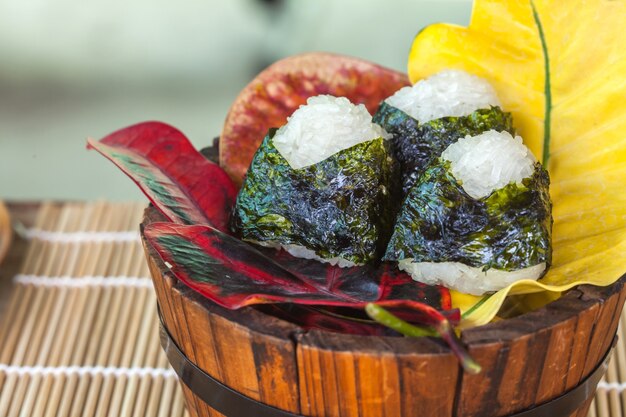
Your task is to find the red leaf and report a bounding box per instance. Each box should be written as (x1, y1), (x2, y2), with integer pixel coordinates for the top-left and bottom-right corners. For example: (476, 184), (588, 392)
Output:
(260, 248), (451, 313)
(144, 222), (452, 322)
(220, 52), (410, 185)
(88, 121), (237, 231)
(145, 222), (470, 359)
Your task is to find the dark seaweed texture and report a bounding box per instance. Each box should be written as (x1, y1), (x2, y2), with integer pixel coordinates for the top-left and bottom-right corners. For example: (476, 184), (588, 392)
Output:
(373, 103), (514, 195)
(231, 130), (396, 265)
(384, 160), (552, 272)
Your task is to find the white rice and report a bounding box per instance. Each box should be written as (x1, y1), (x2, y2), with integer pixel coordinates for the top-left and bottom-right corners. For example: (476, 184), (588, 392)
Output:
(385, 69), (501, 123)
(281, 244), (356, 268)
(272, 95), (389, 169)
(399, 260), (546, 295)
(252, 240), (356, 268)
(441, 130), (536, 199)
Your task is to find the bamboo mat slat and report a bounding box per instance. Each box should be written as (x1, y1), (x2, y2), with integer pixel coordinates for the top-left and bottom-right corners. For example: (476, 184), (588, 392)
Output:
(0, 201), (625, 417)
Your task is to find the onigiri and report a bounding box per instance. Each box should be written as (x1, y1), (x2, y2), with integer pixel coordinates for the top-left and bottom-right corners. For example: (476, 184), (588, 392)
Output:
(232, 95), (395, 267)
(385, 130), (552, 295)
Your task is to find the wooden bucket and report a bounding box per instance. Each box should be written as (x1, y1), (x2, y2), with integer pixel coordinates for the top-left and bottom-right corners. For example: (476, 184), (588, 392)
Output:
(142, 207), (626, 417)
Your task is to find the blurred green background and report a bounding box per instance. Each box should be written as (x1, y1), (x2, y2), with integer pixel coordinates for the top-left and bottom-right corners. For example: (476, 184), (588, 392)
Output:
(0, 0), (472, 201)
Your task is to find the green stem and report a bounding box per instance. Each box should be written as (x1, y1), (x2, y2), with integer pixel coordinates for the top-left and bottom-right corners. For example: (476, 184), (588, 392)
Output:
(531, 0), (552, 167)
(365, 303), (482, 374)
(461, 294), (492, 319)
(365, 303), (437, 337)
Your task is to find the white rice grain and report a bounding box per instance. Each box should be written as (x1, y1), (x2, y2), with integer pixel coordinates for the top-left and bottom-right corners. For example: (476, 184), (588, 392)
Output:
(251, 240), (356, 268)
(385, 69), (500, 123)
(399, 260), (546, 295)
(441, 130), (536, 199)
(272, 95), (389, 169)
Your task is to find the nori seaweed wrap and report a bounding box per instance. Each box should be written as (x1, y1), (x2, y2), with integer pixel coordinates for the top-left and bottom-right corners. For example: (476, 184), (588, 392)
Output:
(373, 70), (514, 195)
(384, 130), (552, 295)
(232, 96), (396, 266)
(374, 104), (513, 195)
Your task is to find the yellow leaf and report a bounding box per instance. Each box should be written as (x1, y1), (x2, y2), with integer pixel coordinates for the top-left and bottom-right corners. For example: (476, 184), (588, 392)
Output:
(409, 0), (626, 328)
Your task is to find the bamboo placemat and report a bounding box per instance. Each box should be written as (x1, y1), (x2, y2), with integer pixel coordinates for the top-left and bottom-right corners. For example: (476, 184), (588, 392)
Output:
(0, 202), (187, 417)
(0, 201), (624, 417)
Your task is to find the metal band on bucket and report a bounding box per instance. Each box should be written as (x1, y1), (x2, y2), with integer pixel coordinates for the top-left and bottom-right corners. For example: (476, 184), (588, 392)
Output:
(158, 309), (615, 417)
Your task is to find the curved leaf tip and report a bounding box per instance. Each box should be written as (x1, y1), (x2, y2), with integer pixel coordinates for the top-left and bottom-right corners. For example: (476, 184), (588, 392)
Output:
(88, 121), (237, 232)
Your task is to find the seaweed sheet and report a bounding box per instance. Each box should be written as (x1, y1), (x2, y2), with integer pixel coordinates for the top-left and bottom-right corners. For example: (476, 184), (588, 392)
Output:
(232, 130), (396, 265)
(373, 103), (514, 195)
(384, 160), (552, 271)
